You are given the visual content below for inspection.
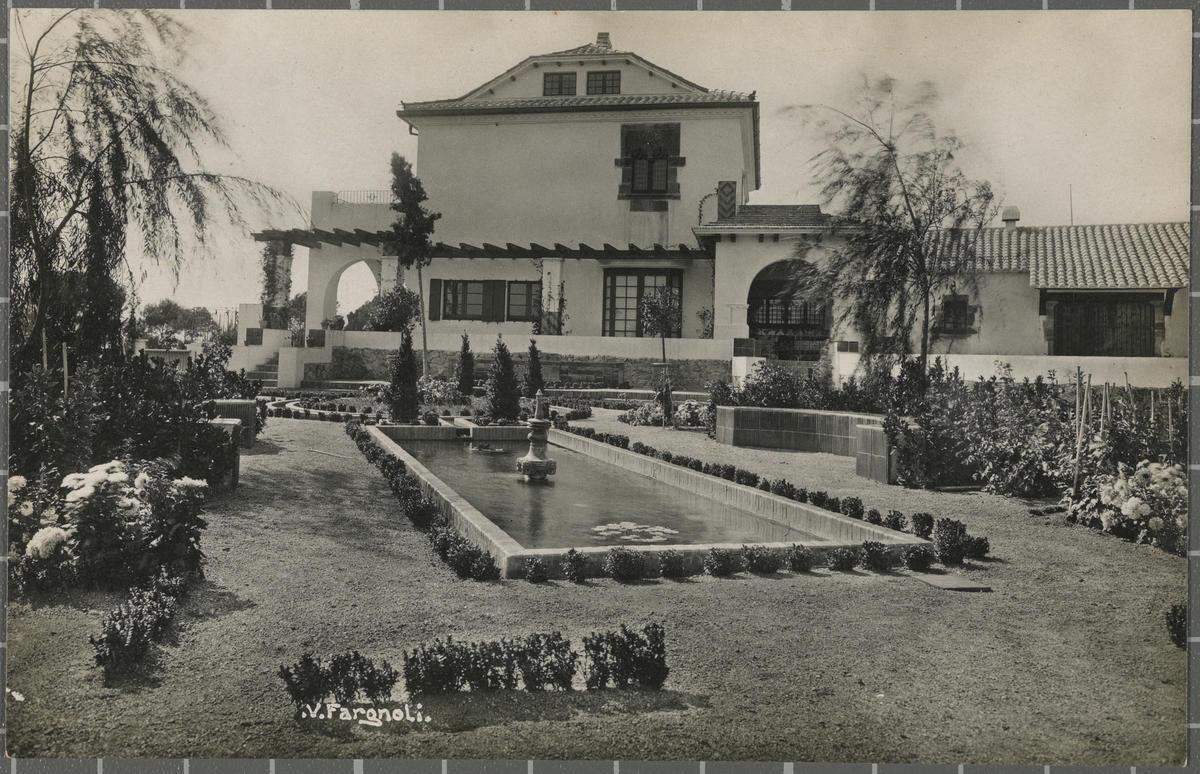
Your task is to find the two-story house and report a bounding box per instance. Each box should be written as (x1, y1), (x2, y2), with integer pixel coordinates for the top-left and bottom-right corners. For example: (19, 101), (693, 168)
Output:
(236, 33), (1188, 390)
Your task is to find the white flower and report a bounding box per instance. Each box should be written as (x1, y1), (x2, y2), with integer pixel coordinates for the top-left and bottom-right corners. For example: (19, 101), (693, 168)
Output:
(25, 526), (69, 559)
(172, 477), (208, 489)
(134, 472), (152, 491)
(60, 473), (87, 489)
(7, 476), (27, 493)
(88, 461), (123, 474)
(18, 502), (34, 518)
(116, 498), (139, 511)
(64, 485), (95, 503)
(106, 472), (129, 484)
(1148, 517), (1165, 531)
(82, 471), (108, 488)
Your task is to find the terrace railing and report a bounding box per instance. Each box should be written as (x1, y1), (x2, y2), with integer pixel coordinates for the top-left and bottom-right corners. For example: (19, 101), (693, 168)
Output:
(335, 190), (394, 206)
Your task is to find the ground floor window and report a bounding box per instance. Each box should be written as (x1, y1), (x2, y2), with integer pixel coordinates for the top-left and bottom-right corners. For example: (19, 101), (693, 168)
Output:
(506, 281), (541, 322)
(442, 280), (485, 320)
(1052, 293), (1156, 357)
(602, 269), (683, 337)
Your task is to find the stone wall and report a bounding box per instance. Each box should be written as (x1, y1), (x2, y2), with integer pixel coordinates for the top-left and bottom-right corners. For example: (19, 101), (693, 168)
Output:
(306, 346), (731, 390)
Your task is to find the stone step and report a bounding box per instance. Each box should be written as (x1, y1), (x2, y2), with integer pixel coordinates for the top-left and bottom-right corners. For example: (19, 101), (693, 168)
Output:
(247, 370), (278, 380)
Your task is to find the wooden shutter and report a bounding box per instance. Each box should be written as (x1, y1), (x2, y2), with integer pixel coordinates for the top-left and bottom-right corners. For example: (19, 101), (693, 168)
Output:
(486, 281), (507, 322)
(428, 279), (442, 321)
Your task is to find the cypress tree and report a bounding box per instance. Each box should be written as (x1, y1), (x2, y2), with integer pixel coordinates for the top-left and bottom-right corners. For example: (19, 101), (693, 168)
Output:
(384, 329), (420, 423)
(486, 335), (521, 421)
(455, 333), (475, 398)
(523, 338), (545, 399)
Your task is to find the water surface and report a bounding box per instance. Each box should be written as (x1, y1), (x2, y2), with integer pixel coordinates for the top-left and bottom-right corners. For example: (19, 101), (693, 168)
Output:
(401, 440), (820, 549)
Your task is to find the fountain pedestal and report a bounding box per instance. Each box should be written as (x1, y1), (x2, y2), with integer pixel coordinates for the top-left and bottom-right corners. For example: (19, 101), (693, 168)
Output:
(516, 390), (557, 482)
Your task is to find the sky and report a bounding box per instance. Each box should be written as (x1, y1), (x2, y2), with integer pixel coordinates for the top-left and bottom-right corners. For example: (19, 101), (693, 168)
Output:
(12, 9), (1191, 315)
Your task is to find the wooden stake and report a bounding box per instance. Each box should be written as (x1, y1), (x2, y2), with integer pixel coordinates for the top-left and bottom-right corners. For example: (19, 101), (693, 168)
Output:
(41, 329), (48, 370)
(62, 343), (69, 397)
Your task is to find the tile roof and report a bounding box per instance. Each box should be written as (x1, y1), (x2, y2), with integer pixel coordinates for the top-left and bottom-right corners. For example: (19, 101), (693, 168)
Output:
(699, 204), (832, 230)
(932, 222), (1189, 289)
(399, 91), (756, 115)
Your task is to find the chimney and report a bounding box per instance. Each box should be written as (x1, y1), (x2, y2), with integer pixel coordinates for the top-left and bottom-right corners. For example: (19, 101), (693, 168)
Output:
(1001, 205), (1021, 230)
(717, 181), (737, 221)
(596, 32), (611, 50)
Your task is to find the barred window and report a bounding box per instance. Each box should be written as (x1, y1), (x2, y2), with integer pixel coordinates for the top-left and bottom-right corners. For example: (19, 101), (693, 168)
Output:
(939, 294), (975, 333)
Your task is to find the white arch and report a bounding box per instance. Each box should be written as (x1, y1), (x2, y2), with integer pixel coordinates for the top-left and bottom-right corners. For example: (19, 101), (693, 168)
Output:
(304, 244), (383, 331)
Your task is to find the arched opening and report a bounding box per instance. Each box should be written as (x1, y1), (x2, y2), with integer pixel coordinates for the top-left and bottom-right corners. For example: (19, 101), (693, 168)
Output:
(335, 262), (380, 327)
(746, 260), (831, 361)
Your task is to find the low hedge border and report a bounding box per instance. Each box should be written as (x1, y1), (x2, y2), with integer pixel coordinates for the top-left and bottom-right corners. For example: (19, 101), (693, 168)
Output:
(561, 425), (991, 563)
(345, 421), (502, 581)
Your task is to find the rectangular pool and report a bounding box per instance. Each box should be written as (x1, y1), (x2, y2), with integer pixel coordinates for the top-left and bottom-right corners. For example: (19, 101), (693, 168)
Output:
(399, 440), (821, 549)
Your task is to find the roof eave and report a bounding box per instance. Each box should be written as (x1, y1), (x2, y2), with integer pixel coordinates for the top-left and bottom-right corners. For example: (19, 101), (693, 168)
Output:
(397, 99), (757, 119)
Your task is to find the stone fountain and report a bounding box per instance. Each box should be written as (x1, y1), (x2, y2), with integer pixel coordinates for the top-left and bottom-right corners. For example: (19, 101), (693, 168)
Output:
(516, 390), (557, 482)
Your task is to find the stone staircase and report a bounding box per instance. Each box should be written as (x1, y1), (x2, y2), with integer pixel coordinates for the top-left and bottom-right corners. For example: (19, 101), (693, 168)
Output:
(246, 352), (279, 388)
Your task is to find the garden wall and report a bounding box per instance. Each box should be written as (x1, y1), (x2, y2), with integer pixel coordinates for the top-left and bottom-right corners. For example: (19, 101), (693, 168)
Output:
(305, 346), (730, 390)
(714, 406), (896, 484)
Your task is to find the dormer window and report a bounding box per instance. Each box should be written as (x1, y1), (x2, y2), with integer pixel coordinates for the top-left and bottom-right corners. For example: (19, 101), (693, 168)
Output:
(587, 70), (621, 95)
(543, 72), (576, 97)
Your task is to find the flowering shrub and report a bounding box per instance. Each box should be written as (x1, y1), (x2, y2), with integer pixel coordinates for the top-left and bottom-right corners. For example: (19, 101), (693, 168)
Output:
(1096, 460), (1187, 555)
(418, 376), (462, 407)
(672, 400), (706, 428)
(11, 461), (209, 593)
(617, 401), (664, 427)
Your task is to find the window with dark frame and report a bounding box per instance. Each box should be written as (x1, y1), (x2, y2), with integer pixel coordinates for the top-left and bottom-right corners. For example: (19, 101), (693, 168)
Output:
(748, 299), (827, 328)
(506, 281), (541, 322)
(442, 280), (486, 321)
(938, 293), (976, 334)
(618, 123), (681, 199)
(543, 72), (576, 96)
(602, 269), (683, 338)
(586, 70), (621, 95)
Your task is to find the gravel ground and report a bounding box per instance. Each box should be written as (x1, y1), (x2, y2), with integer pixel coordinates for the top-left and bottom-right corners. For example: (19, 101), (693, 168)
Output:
(7, 416), (1185, 763)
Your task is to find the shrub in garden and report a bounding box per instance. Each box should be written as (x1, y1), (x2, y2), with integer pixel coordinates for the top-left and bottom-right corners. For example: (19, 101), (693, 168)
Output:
(672, 400), (706, 428)
(770, 479), (797, 500)
(383, 331), (420, 423)
(278, 652), (328, 709)
(964, 535), (990, 560)
(583, 623), (669, 690)
(734, 469), (760, 488)
(882, 510), (907, 531)
(826, 547), (859, 572)
(1166, 604), (1187, 648)
(658, 550), (686, 579)
(840, 497), (864, 520)
(455, 334), (475, 398)
(758, 479), (774, 492)
(90, 570), (187, 677)
(516, 632), (577, 691)
(718, 464), (737, 481)
(403, 631), (584, 695)
(562, 549), (588, 584)
(524, 557), (550, 583)
(485, 336), (522, 421)
(523, 339), (546, 399)
(863, 508), (881, 524)
(859, 541), (893, 573)
(604, 547), (645, 582)
(826, 497), (841, 514)
(933, 518), (968, 566)
(910, 512), (935, 539)
(810, 491), (829, 508)
(785, 544), (819, 572)
(703, 548), (745, 577)
(903, 544), (937, 572)
(743, 545), (783, 574)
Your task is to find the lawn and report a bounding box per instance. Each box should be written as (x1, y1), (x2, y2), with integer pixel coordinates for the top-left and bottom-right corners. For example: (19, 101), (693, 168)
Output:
(7, 415), (1185, 763)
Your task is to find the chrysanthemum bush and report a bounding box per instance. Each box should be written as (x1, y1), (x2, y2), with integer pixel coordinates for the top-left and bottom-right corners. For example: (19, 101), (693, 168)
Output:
(1095, 460), (1187, 555)
(9, 461), (208, 594)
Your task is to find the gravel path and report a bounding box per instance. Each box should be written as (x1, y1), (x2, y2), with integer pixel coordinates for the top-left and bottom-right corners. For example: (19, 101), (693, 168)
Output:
(7, 417), (1185, 763)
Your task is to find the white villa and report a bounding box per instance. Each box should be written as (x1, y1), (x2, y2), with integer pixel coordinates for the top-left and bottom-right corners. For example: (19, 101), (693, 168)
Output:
(231, 33), (1189, 390)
